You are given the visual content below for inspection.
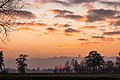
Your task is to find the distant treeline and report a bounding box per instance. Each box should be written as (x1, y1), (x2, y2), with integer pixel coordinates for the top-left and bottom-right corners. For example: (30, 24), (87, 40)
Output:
(0, 50), (120, 74)
(53, 51), (120, 73)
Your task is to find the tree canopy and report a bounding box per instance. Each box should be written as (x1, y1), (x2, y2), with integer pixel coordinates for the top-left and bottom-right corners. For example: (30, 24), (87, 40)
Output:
(85, 51), (105, 72)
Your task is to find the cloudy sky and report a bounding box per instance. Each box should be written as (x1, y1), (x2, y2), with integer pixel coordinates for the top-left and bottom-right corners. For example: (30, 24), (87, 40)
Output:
(0, 0), (120, 59)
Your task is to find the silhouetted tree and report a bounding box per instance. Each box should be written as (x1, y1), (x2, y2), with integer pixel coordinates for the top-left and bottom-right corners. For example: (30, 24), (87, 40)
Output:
(0, 51), (5, 73)
(74, 60), (80, 72)
(106, 60), (114, 73)
(16, 54), (28, 73)
(0, 0), (24, 43)
(64, 60), (71, 73)
(79, 60), (86, 73)
(85, 51), (105, 73)
(70, 59), (75, 72)
(116, 52), (120, 72)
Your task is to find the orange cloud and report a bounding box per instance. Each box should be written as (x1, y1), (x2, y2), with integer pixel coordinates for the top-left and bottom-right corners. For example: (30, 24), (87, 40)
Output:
(116, 38), (120, 40)
(16, 27), (37, 31)
(82, 26), (97, 29)
(81, 42), (111, 45)
(57, 45), (79, 49)
(0, 47), (8, 50)
(17, 22), (47, 27)
(57, 41), (110, 49)
(64, 33), (76, 36)
(100, 37), (115, 41)
(48, 10), (60, 14)
(92, 36), (115, 41)
(48, 9), (73, 15)
(82, 3), (94, 9)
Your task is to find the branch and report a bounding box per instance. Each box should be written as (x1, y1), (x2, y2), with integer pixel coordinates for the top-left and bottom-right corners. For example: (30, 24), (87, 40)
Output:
(0, 0), (11, 8)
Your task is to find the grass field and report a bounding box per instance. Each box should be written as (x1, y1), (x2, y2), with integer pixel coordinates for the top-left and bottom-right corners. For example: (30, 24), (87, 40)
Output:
(0, 73), (120, 80)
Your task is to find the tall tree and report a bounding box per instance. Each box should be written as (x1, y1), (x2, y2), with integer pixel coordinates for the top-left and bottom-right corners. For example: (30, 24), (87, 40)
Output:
(116, 52), (120, 72)
(0, 51), (5, 73)
(16, 54), (28, 73)
(85, 51), (105, 73)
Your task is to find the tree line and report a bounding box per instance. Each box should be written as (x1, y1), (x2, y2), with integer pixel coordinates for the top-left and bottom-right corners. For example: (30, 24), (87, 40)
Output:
(0, 50), (120, 74)
(53, 51), (120, 73)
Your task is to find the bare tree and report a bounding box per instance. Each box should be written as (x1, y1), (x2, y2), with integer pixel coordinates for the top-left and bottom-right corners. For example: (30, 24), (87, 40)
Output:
(0, 0), (24, 43)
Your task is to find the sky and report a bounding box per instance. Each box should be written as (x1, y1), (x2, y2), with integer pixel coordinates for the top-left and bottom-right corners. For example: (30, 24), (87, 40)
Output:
(0, 0), (120, 59)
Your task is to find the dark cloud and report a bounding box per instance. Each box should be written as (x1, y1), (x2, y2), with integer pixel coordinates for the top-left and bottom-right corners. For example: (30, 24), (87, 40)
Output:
(65, 28), (79, 33)
(88, 9), (119, 17)
(53, 0), (71, 6)
(54, 23), (71, 27)
(49, 9), (73, 15)
(0, 10), (36, 19)
(92, 36), (105, 39)
(55, 14), (83, 21)
(115, 15), (120, 19)
(64, 15), (83, 19)
(35, 0), (53, 3)
(78, 39), (89, 41)
(35, 0), (98, 6)
(35, 0), (71, 7)
(68, 0), (97, 4)
(14, 10), (36, 19)
(86, 15), (104, 22)
(63, 24), (71, 27)
(46, 27), (56, 31)
(86, 9), (119, 22)
(101, 1), (120, 10)
(17, 22), (47, 27)
(49, 9), (85, 21)
(103, 31), (120, 35)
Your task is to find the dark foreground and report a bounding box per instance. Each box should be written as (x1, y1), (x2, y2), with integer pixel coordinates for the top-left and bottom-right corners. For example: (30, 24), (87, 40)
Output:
(0, 73), (120, 80)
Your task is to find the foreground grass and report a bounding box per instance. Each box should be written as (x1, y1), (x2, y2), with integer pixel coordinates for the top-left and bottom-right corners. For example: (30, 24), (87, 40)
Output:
(0, 73), (120, 80)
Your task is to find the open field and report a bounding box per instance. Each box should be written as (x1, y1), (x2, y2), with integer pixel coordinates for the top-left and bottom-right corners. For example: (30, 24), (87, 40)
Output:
(0, 73), (120, 80)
